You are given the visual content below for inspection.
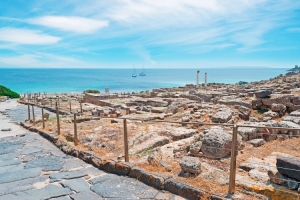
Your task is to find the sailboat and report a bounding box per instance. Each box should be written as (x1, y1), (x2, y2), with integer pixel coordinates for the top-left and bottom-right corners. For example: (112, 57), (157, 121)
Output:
(139, 65), (146, 76)
(132, 65), (137, 77)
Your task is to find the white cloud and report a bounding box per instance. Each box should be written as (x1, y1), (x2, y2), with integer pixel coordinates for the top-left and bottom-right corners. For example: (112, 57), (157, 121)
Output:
(27, 16), (109, 34)
(0, 28), (60, 45)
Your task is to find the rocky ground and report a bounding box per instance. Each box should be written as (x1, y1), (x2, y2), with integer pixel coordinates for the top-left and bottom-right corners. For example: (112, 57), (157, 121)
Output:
(12, 72), (300, 199)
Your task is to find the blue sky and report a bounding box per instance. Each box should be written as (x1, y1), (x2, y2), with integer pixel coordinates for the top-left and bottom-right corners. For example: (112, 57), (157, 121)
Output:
(0, 0), (299, 68)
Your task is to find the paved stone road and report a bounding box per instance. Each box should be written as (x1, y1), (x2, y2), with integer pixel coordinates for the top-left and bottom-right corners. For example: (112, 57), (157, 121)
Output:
(0, 132), (186, 200)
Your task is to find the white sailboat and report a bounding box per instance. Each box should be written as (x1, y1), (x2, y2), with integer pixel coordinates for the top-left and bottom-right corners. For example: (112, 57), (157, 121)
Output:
(139, 65), (146, 76)
(132, 65), (137, 77)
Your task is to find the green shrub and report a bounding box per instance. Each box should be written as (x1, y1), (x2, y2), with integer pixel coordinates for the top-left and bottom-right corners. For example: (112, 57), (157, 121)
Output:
(0, 85), (20, 98)
(83, 89), (100, 93)
(256, 109), (268, 114)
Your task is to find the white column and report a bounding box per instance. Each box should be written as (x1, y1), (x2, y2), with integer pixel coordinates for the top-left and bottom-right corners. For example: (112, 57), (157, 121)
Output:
(196, 70), (200, 88)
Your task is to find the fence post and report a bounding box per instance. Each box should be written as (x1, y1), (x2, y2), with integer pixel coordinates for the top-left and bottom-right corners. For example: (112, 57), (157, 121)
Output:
(123, 118), (129, 162)
(80, 102), (83, 114)
(228, 124), (238, 194)
(32, 105), (35, 125)
(27, 104), (31, 120)
(69, 100), (72, 112)
(56, 102), (61, 135)
(41, 107), (45, 129)
(73, 114), (79, 146)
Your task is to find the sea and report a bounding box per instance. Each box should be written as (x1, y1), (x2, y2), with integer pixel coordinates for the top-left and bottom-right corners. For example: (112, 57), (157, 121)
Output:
(0, 68), (288, 94)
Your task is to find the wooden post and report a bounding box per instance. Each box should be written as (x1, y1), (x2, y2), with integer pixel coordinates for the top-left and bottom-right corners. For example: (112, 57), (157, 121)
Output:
(123, 118), (129, 162)
(69, 100), (72, 112)
(32, 105), (35, 125)
(27, 104), (31, 120)
(73, 114), (79, 146)
(41, 107), (45, 129)
(228, 125), (238, 194)
(80, 102), (83, 114)
(56, 102), (61, 135)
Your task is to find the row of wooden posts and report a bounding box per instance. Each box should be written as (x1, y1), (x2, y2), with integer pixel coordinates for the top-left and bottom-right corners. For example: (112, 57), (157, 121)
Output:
(26, 97), (83, 114)
(27, 103), (300, 195)
(27, 103), (130, 163)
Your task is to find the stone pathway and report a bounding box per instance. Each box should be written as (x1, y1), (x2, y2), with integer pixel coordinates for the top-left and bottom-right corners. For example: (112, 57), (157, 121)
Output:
(0, 132), (186, 200)
(0, 100), (185, 200)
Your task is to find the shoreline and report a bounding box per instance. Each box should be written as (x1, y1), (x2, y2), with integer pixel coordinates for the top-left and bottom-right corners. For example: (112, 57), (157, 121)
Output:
(0, 68), (288, 94)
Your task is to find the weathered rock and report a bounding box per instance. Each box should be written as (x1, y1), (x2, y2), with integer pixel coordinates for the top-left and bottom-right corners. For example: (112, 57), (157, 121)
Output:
(151, 107), (167, 113)
(129, 136), (169, 155)
(277, 156), (300, 181)
(189, 141), (202, 155)
(211, 109), (233, 123)
(147, 148), (162, 166)
(166, 105), (178, 114)
(263, 111), (279, 119)
(290, 110), (300, 117)
(238, 126), (259, 141)
(159, 160), (172, 172)
(268, 168), (287, 186)
(164, 179), (205, 200)
(249, 139), (265, 147)
(254, 90), (272, 98)
(181, 116), (190, 123)
(249, 168), (269, 182)
(114, 161), (134, 176)
(201, 162), (228, 185)
(249, 117), (259, 122)
(161, 127), (198, 140)
(262, 94), (292, 106)
(239, 106), (251, 120)
(179, 156), (201, 174)
(282, 116), (300, 125)
(271, 103), (286, 112)
(201, 126), (242, 158)
(287, 179), (299, 190)
(129, 167), (166, 190)
(277, 121), (300, 136)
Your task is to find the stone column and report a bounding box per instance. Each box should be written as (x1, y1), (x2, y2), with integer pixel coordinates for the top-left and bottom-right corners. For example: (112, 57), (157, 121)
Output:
(205, 72), (207, 88)
(196, 70), (200, 88)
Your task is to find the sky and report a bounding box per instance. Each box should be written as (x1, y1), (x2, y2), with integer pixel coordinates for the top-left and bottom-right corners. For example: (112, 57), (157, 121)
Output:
(0, 0), (299, 68)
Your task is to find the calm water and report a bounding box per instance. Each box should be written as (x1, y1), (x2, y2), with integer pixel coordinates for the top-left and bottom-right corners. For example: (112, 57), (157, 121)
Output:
(0, 68), (288, 94)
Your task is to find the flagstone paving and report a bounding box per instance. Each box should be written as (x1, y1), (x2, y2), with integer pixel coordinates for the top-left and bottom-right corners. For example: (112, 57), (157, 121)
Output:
(0, 131), (185, 200)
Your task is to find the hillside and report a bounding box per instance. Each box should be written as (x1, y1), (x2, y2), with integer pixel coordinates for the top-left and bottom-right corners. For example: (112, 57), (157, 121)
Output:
(0, 85), (20, 98)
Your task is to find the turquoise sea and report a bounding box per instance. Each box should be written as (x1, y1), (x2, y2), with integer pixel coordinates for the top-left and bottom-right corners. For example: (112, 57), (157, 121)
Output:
(0, 68), (288, 94)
